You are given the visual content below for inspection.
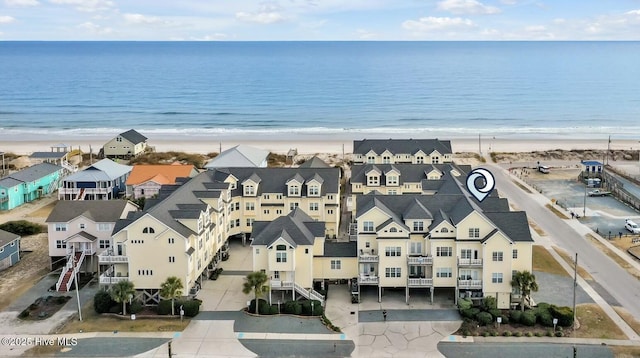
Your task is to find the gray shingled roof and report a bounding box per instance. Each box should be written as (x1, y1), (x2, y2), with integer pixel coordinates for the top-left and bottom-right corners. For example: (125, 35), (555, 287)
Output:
(204, 145), (269, 168)
(119, 129), (148, 145)
(250, 208), (325, 247)
(484, 212), (534, 242)
(211, 167), (339, 196)
(0, 229), (20, 247)
(29, 152), (68, 160)
(351, 163), (467, 186)
(299, 156), (330, 168)
(0, 163), (62, 187)
(46, 200), (132, 223)
(321, 241), (357, 257)
(65, 231), (98, 242)
(353, 139), (452, 156)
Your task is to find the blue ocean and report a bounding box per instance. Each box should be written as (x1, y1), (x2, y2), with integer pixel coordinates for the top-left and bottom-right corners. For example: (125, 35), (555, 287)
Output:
(1, 41), (639, 140)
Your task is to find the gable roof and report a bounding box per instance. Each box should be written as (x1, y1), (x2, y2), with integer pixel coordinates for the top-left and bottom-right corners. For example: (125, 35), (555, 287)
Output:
(46, 200), (134, 223)
(119, 129), (147, 145)
(352, 163), (468, 186)
(29, 152), (68, 160)
(126, 164), (196, 186)
(0, 229), (20, 247)
(250, 208), (325, 247)
(205, 145), (269, 168)
(64, 159), (131, 182)
(353, 139), (452, 156)
(484, 212), (533, 242)
(299, 156), (330, 168)
(0, 163), (62, 187)
(212, 167), (339, 196)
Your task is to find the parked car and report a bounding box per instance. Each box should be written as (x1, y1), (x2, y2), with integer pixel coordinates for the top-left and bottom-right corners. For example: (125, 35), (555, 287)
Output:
(625, 219), (640, 234)
(588, 189), (611, 197)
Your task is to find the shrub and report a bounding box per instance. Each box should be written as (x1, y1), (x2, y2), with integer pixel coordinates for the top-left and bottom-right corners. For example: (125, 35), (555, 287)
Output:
(555, 331), (564, 337)
(129, 301), (143, 314)
(311, 300), (323, 316)
(258, 300), (271, 315)
(180, 299), (201, 317)
(157, 300), (173, 315)
(269, 305), (279, 315)
(55, 296), (68, 305)
(534, 332), (543, 337)
(550, 305), (574, 327)
(461, 329), (469, 337)
(249, 299), (267, 315)
(283, 301), (302, 315)
(525, 332), (533, 337)
(509, 310), (523, 324)
(476, 312), (493, 326)
(18, 310), (29, 319)
(109, 305), (121, 314)
(546, 330), (554, 337)
(500, 315), (509, 325)
(29, 303), (38, 310)
(491, 331), (499, 337)
(458, 298), (472, 310)
(514, 332), (522, 337)
(522, 311), (537, 326)
(0, 220), (45, 236)
(489, 309), (502, 320)
(94, 291), (116, 314)
(482, 331), (489, 337)
(503, 331), (512, 337)
(461, 308), (480, 319)
(538, 310), (554, 327)
(482, 296), (497, 311)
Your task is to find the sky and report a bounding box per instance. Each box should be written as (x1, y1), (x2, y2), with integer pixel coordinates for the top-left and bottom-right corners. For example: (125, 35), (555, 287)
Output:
(1, 0), (640, 40)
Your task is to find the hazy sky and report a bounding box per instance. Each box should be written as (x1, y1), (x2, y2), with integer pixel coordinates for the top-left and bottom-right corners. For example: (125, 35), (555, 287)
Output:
(1, 0), (640, 40)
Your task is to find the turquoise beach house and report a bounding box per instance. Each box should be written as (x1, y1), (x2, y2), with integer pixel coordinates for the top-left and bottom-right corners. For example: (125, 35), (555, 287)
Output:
(0, 229), (21, 271)
(0, 163), (64, 211)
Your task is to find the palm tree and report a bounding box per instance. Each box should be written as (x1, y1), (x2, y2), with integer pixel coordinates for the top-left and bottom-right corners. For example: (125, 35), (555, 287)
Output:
(110, 280), (135, 316)
(511, 270), (539, 312)
(160, 276), (184, 316)
(242, 271), (269, 314)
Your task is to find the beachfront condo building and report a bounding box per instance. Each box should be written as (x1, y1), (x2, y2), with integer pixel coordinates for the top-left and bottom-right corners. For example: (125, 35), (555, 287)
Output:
(58, 159), (132, 200)
(102, 129), (149, 159)
(250, 208), (357, 305)
(352, 183), (533, 309)
(125, 164), (198, 199)
(352, 139), (453, 165)
(46, 200), (139, 292)
(0, 163), (65, 211)
(103, 167), (340, 304)
(0, 229), (21, 271)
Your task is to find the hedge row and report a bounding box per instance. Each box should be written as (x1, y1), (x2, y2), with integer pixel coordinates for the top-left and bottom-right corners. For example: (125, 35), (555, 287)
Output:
(459, 298), (573, 328)
(250, 299), (323, 316)
(157, 299), (202, 317)
(0, 220), (45, 236)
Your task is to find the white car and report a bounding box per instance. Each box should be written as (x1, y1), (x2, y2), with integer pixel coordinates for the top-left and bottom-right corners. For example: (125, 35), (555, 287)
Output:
(625, 219), (640, 234)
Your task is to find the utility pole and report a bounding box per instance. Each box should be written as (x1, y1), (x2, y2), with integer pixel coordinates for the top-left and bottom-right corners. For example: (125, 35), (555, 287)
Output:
(478, 134), (482, 155)
(573, 253), (578, 329)
(606, 135), (611, 165)
(74, 254), (82, 321)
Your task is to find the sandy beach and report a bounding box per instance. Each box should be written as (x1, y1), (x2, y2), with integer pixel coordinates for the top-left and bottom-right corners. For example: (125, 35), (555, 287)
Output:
(1, 135), (637, 156)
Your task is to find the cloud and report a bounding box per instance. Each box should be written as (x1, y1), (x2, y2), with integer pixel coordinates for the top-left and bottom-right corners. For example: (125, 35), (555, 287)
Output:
(4, 0), (39, 6)
(123, 13), (172, 26)
(235, 3), (286, 24)
(77, 21), (112, 34)
(49, 0), (114, 13)
(402, 16), (474, 32)
(500, 0), (517, 4)
(355, 28), (377, 39)
(0, 15), (16, 23)
(437, 0), (500, 15)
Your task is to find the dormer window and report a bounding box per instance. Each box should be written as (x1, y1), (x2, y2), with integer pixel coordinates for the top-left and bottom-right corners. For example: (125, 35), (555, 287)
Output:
(308, 185), (319, 197)
(288, 185), (300, 196)
(432, 156), (440, 164)
(142, 227), (155, 234)
(367, 156), (375, 164)
(116, 137), (122, 142)
(244, 185), (255, 196)
(386, 175), (398, 186)
(367, 175), (379, 186)
(416, 156), (424, 164)
(230, 182), (237, 190)
(382, 156), (391, 164)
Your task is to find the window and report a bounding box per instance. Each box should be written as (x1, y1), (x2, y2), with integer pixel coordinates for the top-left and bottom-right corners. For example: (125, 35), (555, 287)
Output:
(244, 185), (255, 196)
(276, 194), (283, 200)
(416, 156), (424, 164)
(432, 156), (439, 164)
(56, 240), (66, 249)
(328, 195), (333, 200)
(367, 176), (379, 186)
(255, 248), (260, 254)
(363, 221), (374, 232)
(235, 202), (240, 211)
(308, 186), (319, 196)
(512, 249), (518, 259)
(169, 256), (175, 263)
(413, 221), (424, 232)
(492, 251), (504, 262)
(365, 242), (370, 248)
(468, 228), (480, 238)
(309, 203), (319, 211)
(382, 156), (391, 164)
(273, 271), (279, 279)
(328, 209), (334, 214)
(116, 137), (122, 142)
(389, 227), (397, 233)
(99, 240), (110, 249)
(385, 246), (401, 256)
(331, 260), (341, 270)
(246, 202), (255, 211)
(367, 156), (375, 164)
(387, 175), (398, 185)
(305, 248), (309, 254)
(436, 247), (452, 257)
(276, 209), (282, 215)
(246, 218), (254, 227)
(436, 267), (452, 278)
(138, 269), (153, 276)
(55, 224), (68, 232)
(492, 273), (503, 283)
(288, 185), (300, 196)
(388, 189), (397, 195)
(385, 267), (401, 278)
(143, 227), (155, 234)
(168, 238), (175, 244)
(79, 223), (85, 229)
(441, 227), (449, 233)
(264, 209), (270, 214)
(461, 249), (472, 259)
(235, 219), (240, 227)
(276, 244), (287, 263)
(263, 194), (270, 200)
(289, 202), (299, 211)
(410, 242), (422, 254)
(131, 239), (144, 244)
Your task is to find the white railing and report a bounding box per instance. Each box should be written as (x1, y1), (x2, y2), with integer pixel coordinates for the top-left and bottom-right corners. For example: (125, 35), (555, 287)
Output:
(309, 289), (324, 303)
(358, 275), (379, 285)
(83, 247), (95, 256)
(458, 279), (483, 289)
(358, 254), (379, 263)
(407, 256), (433, 265)
(408, 278), (433, 287)
(98, 254), (129, 263)
(293, 282), (325, 306)
(60, 187), (110, 195)
(99, 275), (129, 284)
(55, 259), (73, 291)
(458, 258), (483, 266)
(270, 280), (293, 289)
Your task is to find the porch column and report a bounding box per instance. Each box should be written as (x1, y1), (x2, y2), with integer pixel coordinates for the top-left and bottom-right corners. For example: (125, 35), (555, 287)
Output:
(454, 287), (458, 305)
(430, 288), (434, 305)
(405, 286), (409, 305)
(378, 286), (381, 303)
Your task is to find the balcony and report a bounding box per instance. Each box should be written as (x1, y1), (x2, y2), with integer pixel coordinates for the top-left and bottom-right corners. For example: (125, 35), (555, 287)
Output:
(271, 280), (293, 289)
(407, 256), (433, 265)
(99, 268), (129, 284)
(358, 253), (379, 263)
(458, 279), (483, 289)
(358, 274), (379, 285)
(98, 254), (129, 263)
(407, 277), (433, 287)
(457, 258), (483, 266)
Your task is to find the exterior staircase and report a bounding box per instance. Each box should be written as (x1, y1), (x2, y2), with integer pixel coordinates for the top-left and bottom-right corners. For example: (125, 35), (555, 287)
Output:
(56, 251), (85, 292)
(293, 282), (325, 306)
(75, 188), (86, 200)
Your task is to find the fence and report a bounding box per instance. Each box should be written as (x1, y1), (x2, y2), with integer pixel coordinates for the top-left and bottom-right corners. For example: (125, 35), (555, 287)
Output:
(602, 169), (640, 212)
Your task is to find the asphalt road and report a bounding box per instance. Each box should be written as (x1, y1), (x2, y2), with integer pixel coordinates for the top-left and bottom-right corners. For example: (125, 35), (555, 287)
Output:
(487, 163), (640, 318)
(438, 342), (613, 358)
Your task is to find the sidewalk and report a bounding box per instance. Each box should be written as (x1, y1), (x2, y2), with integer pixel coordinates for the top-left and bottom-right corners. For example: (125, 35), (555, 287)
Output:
(444, 334), (640, 346)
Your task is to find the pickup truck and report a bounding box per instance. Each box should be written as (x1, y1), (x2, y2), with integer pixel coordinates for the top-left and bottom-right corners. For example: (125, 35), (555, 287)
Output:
(588, 189), (611, 197)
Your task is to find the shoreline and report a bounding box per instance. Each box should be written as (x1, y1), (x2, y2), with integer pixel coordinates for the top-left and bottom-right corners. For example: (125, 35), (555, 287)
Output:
(1, 136), (638, 156)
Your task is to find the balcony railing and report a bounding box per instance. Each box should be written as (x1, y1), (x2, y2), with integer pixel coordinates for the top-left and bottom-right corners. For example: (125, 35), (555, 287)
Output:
(408, 277), (433, 287)
(457, 258), (483, 266)
(458, 279), (483, 289)
(59, 187), (110, 195)
(270, 280), (293, 289)
(98, 254), (129, 263)
(358, 275), (379, 285)
(99, 271), (129, 284)
(358, 254), (379, 263)
(407, 256), (433, 265)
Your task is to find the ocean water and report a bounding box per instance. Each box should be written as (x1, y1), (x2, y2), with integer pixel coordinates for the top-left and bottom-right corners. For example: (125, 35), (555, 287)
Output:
(1, 41), (639, 140)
